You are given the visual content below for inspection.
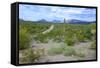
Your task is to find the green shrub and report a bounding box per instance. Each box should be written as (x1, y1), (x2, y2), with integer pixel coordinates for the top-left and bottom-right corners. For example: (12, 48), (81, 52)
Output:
(63, 46), (75, 56)
(48, 44), (66, 55)
(64, 31), (76, 46)
(90, 40), (96, 49)
(65, 38), (75, 46)
(20, 48), (42, 63)
(76, 33), (85, 42)
(34, 33), (48, 43)
(91, 29), (96, 35)
(91, 29), (96, 40)
(19, 27), (31, 50)
(83, 28), (92, 40)
(26, 49), (40, 63)
(75, 51), (85, 58)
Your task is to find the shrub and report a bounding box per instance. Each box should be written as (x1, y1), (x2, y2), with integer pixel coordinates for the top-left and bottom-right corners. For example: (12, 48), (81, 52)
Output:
(20, 48), (43, 63)
(75, 51), (85, 58)
(34, 33), (49, 43)
(83, 28), (92, 40)
(90, 40), (96, 49)
(76, 33), (85, 42)
(19, 27), (31, 50)
(48, 43), (66, 55)
(91, 29), (96, 40)
(26, 49), (41, 63)
(65, 38), (75, 46)
(63, 46), (75, 56)
(64, 31), (76, 46)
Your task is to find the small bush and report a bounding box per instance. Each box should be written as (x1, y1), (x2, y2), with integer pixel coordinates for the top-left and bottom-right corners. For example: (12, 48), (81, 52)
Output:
(91, 29), (96, 40)
(20, 48), (43, 63)
(64, 31), (75, 46)
(76, 34), (85, 42)
(65, 38), (75, 46)
(83, 27), (92, 40)
(19, 27), (31, 50)
(63, 46), (75, 56)
(91, 29), (96, 35)
(90, 40), (96, 49)
(34, 33), (48, 43)
(75, 51), (85, 58)
(48, 44), (66, 55)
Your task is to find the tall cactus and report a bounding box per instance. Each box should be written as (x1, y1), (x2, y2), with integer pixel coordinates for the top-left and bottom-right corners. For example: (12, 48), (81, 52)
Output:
(62, 18), (66, 40)
(64, 18), (66, 33)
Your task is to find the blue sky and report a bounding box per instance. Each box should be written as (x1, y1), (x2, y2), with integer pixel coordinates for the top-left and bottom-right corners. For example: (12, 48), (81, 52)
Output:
(19, 4), (96, 22)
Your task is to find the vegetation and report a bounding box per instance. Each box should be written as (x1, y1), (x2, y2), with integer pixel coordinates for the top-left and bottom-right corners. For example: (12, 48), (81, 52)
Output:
(19, 20), (96, 63)
(19, 27), (31, 50)
(75, 51), (85, 58)
(48, 43), (66, 55)
(63, 46), (75, 56)
(20, 48), (44, 63)
(19, 21), (96, 45)
(90, 40), (96, 49)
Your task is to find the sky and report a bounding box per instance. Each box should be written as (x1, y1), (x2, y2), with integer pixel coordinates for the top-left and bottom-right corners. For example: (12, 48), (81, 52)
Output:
(19, 4), (96, 22)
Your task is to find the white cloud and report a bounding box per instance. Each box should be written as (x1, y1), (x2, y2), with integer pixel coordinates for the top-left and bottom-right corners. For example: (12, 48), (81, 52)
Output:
(19, 3), (96, 21)
(49, 6), (86, 15)
(50, 7), (58, 12)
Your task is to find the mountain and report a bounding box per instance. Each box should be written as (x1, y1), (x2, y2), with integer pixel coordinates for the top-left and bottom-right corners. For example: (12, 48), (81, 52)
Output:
(37, 19), (48, 23)
(19, 19), (95, 24)
(52, 20), (61, 23)
(66, 19), (95, 24)
(36, 19), (62, 23)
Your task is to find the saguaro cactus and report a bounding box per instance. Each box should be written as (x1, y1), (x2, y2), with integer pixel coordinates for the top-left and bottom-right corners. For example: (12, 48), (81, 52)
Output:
(62, 18), (66, 38)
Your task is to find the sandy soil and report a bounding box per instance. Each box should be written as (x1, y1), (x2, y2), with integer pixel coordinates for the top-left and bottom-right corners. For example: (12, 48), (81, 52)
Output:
(30, 40), (96, 63)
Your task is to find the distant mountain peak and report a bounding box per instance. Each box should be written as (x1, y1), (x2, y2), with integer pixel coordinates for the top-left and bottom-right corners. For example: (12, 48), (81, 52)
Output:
(66, 19), (95, 24)
(19, 19), (95, 24)
(38, 19), (48, 22)
(52, 20), (61, 23)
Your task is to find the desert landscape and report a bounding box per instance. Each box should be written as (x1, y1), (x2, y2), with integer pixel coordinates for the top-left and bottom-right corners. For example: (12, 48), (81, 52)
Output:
(19, 4), (96, 64)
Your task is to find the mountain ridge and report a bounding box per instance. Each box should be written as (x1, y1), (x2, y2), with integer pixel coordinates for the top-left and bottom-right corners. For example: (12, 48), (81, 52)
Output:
(19, 19), (95, 24)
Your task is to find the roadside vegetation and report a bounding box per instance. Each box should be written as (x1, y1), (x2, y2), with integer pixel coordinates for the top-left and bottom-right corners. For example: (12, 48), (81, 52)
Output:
(19, 20), (96, 63)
